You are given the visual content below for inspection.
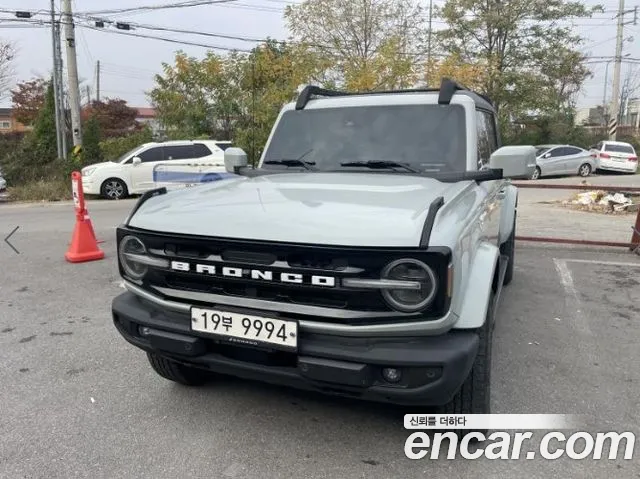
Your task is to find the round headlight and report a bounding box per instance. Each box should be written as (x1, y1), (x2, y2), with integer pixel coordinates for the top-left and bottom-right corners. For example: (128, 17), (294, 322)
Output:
(118, 235), (148, 280)
(380, 259), (437, 313)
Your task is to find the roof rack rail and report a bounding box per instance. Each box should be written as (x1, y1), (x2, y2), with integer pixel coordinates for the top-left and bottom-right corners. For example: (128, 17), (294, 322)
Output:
(437, 77), (495, 106)
(294, 78), (494, 110)
(295, 85), (348, 110)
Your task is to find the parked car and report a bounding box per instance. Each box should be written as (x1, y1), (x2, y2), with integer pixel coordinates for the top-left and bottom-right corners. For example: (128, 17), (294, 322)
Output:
(0, 168), (6, 192)
(589, 140), (638, 174)
(531, 144), (595, 180)
(111, 79), (535, 417)
(81, 140), (233, 199)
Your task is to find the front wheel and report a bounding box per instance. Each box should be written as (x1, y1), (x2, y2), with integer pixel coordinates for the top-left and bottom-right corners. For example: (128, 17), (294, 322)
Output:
(500, 216), (516, 286)
(100, 178), (128, 200)
(441, 292), (495, 423)
(530, 167), (541, 180)
(578, 163), (592, 177)
(147, 353), (209, 386)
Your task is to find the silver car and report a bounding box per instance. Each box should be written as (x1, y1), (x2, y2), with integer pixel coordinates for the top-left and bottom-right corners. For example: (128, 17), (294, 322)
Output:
(532, 144), (595, 179)
(0, 168), (6, 192)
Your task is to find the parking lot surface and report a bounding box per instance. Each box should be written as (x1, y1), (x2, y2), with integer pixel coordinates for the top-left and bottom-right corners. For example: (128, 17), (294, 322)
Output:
(1, 192), (639, 478)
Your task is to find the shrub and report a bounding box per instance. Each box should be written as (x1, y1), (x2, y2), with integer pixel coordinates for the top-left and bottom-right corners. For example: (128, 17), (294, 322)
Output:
(6, 178), (71, 202)
(99, 126), (153, 161)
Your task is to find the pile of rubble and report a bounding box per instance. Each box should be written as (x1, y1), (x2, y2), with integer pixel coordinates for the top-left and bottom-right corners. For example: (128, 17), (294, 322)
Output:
(561, 190), (640, 214)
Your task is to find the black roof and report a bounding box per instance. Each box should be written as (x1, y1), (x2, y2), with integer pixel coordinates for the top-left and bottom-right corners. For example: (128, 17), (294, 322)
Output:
(294, 78), (495, 111)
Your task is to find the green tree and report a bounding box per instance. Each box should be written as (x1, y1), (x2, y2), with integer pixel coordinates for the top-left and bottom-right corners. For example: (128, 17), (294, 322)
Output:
(82, 115), (103, 165)
(149, 43), (323, 164)
(436, 0), (600, 121)
(149, 50), (243, 138)
(31, 79), (58, 161)
(234, 41), (326, 163)
(284, 0), (425, 91)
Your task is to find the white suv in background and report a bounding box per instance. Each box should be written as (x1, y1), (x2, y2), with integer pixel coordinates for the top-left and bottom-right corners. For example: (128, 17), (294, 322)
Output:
(81, 140), (232, 199)
(590, 140), (638, 174)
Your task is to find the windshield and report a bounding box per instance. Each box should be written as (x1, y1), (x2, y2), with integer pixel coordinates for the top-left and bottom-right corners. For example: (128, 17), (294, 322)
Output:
(604, 143), (635, 154)
(117, 146), (143, 163)
(262, 104), (467, 172)
(536, 147), (551, 156)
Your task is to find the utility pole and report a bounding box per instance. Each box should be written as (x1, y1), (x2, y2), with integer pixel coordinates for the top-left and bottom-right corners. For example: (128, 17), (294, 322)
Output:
(54, 20), (68, 159)
(609, 0), (637, 139)
(50, 0), (63, 159)
(96, 60), (100, 102)
(62, 0), (83, 148)
(86, 85), (91, 104)
(426, 0), (433, 86)
(602, 61), (610, 126)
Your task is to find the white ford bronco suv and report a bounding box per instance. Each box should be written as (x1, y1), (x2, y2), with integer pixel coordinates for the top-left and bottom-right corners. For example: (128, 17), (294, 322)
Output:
(111, 79), (535, 415)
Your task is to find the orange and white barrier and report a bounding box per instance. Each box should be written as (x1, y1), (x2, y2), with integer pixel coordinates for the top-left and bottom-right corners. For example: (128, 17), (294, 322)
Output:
(65, 171), (104, 263)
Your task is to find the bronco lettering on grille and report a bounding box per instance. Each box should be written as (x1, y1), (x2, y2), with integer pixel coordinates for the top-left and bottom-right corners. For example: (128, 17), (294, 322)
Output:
(169, 261), (336, 287)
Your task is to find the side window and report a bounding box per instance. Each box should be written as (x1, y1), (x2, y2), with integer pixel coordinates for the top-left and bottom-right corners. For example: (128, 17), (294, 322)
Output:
(476, 110), (497, 169)
(483, 111), (498, 153)
(564, 147), (581, 155)
(193, 143), (213, 158)
(596, 142), (603, 151)
(548, 148), (564, 157)
(215, 142), (232, 151)
(476, 111), (490, 169)
(138, 147), (164, 163)
(164, 145), (195, 161)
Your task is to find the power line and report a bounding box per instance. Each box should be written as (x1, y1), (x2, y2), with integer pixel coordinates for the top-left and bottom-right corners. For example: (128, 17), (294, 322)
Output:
(80, 24), (253, 52)
(76, 0), (238, 16)
(74, 14), (266, 43)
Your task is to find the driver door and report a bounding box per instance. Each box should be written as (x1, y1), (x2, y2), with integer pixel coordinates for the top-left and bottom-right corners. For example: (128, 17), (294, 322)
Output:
(540, 147), (566, 175)
(130, 146), (165, 192)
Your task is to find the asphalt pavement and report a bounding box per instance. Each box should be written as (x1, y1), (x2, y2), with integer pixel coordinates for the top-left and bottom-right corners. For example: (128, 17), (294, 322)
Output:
(1, 182), (640, 478)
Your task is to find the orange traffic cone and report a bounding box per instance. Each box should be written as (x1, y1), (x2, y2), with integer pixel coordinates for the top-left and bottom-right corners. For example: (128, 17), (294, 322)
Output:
(65, 211), (104, 263)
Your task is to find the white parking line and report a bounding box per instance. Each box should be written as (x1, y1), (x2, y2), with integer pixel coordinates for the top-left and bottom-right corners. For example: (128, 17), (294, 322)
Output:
(562, 259), (640, 268)
(553, 258), (593, 336)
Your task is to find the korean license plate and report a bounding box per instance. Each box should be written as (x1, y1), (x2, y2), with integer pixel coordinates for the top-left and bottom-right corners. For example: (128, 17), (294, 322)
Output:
(190, 307), (298, 351)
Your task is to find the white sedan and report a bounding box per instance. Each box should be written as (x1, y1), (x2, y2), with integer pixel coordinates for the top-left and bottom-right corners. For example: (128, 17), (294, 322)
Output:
(81, 140), (231, 199)
(589, 140), (638, 174)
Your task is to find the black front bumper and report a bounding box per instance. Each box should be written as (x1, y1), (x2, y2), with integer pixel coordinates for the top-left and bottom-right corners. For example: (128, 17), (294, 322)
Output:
(112, 291), (479, 406)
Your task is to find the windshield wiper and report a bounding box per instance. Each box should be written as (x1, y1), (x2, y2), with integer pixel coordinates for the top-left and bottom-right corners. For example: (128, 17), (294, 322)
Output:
(264, 149), (316, 170)
(339, 160), (420, 173)
(263, 159), (316, 170)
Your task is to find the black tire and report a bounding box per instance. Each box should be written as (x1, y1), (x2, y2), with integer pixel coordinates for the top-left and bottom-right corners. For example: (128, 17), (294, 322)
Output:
(578, 163), (592, 177)
(500, 215), (516, 286)
(100, 178), (128, 200)
(441, 293), (494, 429)
(530, 166), (541, 180)
(146, 352), (208, 386)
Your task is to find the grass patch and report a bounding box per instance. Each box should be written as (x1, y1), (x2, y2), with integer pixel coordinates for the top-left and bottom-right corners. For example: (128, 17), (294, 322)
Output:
(5, 179), (72, 202)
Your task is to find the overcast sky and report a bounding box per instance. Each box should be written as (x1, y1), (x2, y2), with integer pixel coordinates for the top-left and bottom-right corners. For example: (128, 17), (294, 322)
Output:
(0, 0), (638, 111)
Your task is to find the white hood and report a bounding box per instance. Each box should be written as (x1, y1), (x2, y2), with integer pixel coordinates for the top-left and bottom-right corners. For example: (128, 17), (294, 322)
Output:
(127, 172), (470, 247)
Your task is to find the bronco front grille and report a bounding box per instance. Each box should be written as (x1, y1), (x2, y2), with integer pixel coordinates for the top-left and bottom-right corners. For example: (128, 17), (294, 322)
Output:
(118, 228), (452, 323)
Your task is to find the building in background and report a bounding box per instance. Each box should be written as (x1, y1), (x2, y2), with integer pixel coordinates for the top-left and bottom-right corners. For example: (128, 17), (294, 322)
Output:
(575, 106), (606, 126)
(134, 107), (163, 137)
(621, 97), (640, 128)
(0, 108), (32, 134)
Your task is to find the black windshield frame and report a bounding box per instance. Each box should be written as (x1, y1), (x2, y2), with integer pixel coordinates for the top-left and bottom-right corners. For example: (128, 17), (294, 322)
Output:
(262, 104), (467, 173)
